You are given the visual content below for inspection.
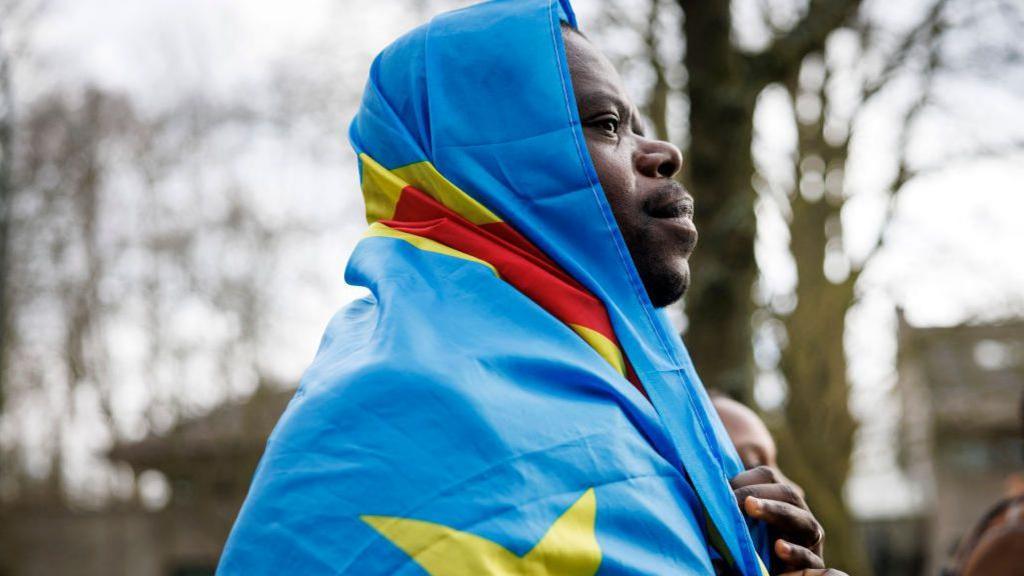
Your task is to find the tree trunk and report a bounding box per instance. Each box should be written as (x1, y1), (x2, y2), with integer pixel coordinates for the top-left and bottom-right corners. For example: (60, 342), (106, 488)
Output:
(677, 0), (761, 403)
(0, 38), (12, 417)
(771, 68), (870, 576)
(673, 0), (870, 571)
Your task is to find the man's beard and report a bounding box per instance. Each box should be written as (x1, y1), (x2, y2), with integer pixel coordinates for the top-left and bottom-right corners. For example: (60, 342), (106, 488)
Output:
(635, 249), (689, 308)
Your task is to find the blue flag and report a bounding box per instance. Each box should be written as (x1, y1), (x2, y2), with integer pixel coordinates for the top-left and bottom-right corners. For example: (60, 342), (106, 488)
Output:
(219, 0), (770, 573)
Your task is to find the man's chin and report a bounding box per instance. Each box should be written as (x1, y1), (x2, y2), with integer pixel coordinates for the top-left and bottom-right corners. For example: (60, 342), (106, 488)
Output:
(644, 262), (689, 309)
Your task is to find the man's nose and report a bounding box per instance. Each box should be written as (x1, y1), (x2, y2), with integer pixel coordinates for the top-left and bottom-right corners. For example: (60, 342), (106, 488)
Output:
(635, 138), (683, 179)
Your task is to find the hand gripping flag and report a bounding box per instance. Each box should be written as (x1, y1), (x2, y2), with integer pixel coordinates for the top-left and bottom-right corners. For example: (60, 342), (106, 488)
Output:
(218, 1), (771, 574)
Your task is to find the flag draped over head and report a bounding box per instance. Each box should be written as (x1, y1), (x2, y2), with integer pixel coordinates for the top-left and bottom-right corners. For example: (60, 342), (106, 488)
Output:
(219, 0), (770, 574)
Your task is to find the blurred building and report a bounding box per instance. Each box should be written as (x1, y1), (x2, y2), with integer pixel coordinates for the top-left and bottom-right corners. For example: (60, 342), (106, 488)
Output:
(889, 311), (1024, 575)
(0, 386), (292, 576)
(0, 498), (158, 576)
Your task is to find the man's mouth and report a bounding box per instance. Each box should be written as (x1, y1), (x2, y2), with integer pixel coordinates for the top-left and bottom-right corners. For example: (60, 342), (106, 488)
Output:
(647, 197), (694, 219)
(644, 182), (698, 254)
(644, 182), (694, 220)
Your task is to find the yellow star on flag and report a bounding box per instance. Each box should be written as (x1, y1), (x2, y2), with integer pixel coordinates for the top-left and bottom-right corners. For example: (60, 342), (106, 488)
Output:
(361, 488), (601, 575)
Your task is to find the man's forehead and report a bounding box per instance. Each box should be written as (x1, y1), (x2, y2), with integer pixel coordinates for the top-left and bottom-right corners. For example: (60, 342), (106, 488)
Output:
(563, 30), (630, 105)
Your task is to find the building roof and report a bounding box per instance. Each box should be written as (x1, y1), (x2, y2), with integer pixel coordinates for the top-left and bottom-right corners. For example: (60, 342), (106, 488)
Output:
(109, 386), (295, 470)
(899, 314), (1024, 435)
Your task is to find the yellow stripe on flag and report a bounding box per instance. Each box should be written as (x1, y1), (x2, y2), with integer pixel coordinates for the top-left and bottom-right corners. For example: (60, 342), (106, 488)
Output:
(360, 154), (408, 224)
(359, 153), (502, 225)
(569, 324), (626, 376)
(366, 222), (499, 277)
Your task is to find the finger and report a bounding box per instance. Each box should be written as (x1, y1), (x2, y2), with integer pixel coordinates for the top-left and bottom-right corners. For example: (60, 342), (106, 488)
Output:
(746, 497), (823, 547)
(775, 469), (806, 501)
(734, 482), (805, 509)
(775, 539), (825, 570)
(730, 465), (782, 489)
(776, 571), (848, 576)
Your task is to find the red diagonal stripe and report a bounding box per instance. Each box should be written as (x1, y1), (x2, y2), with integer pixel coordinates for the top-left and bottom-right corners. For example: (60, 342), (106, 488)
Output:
(386, 185), (646, 397)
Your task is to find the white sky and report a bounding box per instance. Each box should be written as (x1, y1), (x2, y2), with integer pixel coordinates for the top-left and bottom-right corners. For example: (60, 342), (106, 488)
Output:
(15, 0), (1024, 515)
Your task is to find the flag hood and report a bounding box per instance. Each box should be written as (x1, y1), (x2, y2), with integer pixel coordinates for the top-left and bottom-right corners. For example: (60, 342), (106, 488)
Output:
(348, 0), (764, 572)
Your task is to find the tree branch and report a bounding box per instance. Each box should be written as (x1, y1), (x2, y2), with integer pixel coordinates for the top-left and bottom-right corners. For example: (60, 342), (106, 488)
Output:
(860, 0), (949, 103)
(748, 0), (864, 86)
(641, 0), (673, 142)
(754, 0), (787, 37)
(853, 0), (952, 273)
(852, 93), (929, 278)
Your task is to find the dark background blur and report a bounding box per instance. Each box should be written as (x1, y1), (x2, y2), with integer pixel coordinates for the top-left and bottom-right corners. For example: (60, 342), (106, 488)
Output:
(1, 0), (1022, 575)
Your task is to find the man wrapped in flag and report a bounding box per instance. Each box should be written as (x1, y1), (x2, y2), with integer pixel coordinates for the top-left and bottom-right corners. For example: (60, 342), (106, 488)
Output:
(219, 1), (845, 574)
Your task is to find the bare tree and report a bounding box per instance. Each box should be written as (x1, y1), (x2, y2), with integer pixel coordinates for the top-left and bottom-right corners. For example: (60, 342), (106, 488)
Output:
(0, 0), (44, 432)
(591, 0), (1024, 572)
(2, 87), (140, 501)
(676, 0), (863, 404)
(768, 1), (1023, 571)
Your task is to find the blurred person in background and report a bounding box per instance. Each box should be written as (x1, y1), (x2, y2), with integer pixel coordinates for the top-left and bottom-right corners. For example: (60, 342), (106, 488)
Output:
(944, 495), (1024, 576)
(218, 1), (842, 574)
(712, 391), (779, 471)
(942, 392), (1024, 576)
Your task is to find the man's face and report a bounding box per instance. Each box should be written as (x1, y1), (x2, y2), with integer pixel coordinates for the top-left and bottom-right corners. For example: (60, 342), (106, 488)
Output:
(563, 28), (696, 308)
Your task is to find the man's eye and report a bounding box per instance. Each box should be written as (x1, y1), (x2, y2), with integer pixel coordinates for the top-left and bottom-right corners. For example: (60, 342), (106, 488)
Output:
(593, 116), (619, 134)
